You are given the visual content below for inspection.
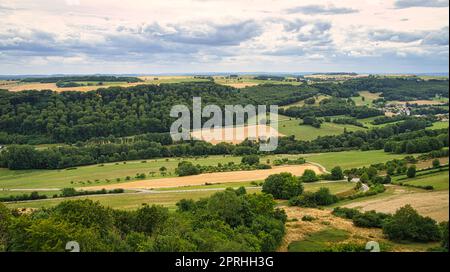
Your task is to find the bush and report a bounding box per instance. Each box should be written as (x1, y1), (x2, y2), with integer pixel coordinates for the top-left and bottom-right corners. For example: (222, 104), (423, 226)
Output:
(440, 221), (449, 250)
(314, 188), (339, 205)
(262, 172), (303, 199)
(301, 169), (318, 183)
(352, 210), (390, 228)
(241, 155), (260, 166)
(332, 207), (361, 219)
(382, 205), (441, 242)
(406, 165), (417, 178)
(432, 159), (441, 169)
(330, 166), (344, 180)
(290, 188), (338, 207)
(175, 161), (200, 176)
(301, 215), (316, 222)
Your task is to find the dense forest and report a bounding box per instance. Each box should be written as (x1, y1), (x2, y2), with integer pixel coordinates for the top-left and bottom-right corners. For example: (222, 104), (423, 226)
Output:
(0, 120), (446, 170)
(1, 78), (447, 144)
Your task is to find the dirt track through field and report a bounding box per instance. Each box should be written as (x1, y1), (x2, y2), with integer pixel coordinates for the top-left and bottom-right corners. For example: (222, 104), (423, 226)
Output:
(343, 189), (449, 222)
(82, 164), (323, 191)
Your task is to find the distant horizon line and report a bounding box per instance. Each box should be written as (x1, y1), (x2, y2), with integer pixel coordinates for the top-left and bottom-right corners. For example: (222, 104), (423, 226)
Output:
(0, 71), (449, 78)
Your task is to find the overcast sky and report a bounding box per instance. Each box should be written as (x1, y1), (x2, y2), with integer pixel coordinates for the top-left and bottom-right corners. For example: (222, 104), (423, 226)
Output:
(0, 0), (448, 74)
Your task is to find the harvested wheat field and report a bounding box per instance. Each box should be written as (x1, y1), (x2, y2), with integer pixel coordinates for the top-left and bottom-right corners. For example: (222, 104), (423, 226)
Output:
(389, 100), (447, 106)
(343, 189), (449, 222)
(4, 82), (144, 92)
(278, 206), (385, 252)
(222, 82), (259, 88)
(279, 205), (440, 252)
(83, 164), (322, 191)
(191, 124), (283, 144)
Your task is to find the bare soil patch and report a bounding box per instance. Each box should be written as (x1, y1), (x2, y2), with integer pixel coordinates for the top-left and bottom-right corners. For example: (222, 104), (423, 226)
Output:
(83, 164), (323, 191)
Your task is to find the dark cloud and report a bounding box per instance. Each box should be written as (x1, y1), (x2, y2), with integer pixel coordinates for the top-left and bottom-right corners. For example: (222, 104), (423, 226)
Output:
(0, 20), (261, 62)
(297, 21), (332, 45)
(421, 27), (449, 45)
(149, 20), (262, 46)
(368, 27), (449, 45)
(286, 5), (358, 15)
(266, 20), (334, 57)
(394, 0), (449, 8)
(368, 29), (423, 43)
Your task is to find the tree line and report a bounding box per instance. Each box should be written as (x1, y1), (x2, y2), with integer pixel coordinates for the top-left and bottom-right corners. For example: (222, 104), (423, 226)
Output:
(0, 120), (445, 170)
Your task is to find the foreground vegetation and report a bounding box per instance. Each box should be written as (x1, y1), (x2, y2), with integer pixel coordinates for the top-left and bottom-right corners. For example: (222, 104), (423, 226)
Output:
(0, 188), (286, 252)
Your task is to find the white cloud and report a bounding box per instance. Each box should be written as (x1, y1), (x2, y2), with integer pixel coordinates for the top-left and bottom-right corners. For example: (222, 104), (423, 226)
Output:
(0, 0), (448, 74)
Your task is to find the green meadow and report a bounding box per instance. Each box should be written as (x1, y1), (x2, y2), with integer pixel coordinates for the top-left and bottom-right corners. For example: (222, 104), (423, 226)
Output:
(0, 150), (409, 190)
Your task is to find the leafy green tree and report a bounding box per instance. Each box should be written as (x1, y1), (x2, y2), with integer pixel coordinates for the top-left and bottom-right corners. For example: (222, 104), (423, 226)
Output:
(51, 199), (114, 232)
(0, 203), (11, 251)
(439, 221), (449, 250)
(382, 205), (441, 242)
(241, 155), (260, 165)
(159, 166), (167, 176)
(175, 161), (200, 176)
(330, 166), (344, 180)
(133, 204), (169, 234)
(313, 187), (338, 205)
(432, 159), (441, 169)
(176, 199), (196, 212)
(406, 165), (417, 178)
(360, 172), (369, 183)
(301, 169), (318, 183)
(262, 173), (303, 199)
(206, 189), (247, 227)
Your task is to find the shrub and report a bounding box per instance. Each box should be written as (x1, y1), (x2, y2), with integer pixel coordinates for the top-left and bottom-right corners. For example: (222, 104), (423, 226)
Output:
(301, 169), (318, 183)
(406, 165), (417, 178)
(175, 161), (200, 176)
(440, 221), (449, 250)
(330, 166), (344, 180)
(382, 205), (441, 242)
(290, 188), (338, 207)
(352, 210), (390, 228)
(314, 187), (339, 205)
(301, 215), (316, 222)
(241, 155), (260, 166)
(432, 159), (441, 169)
(289, 192), (317, 208)
(262, 172), (303, 199)
(332, 207), (361, 219)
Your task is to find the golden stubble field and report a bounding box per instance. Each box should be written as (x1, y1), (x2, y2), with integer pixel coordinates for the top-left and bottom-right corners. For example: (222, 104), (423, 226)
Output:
(82, 164), (323, 191)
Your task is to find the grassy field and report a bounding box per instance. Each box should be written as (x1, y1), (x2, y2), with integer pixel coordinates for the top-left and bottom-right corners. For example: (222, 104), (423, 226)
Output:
(214, 76), (302, 88)
(0, 150), (412, 190)
(429, 121), (449, 130)
(3, 181), (355, 210)
(277, 115), (365, 141)
(5, 189), (260, 210)
(396, 170), (449, 191)
(0, 156), (244, 189)
(280, 95), (331, 109)
(303, 150), (409, 170)
(0, 150), (409, 190)
(351, 91), (382, 107)
(3, 76), (210, 92)
(288, 228), (350, 252)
